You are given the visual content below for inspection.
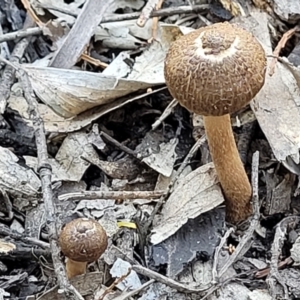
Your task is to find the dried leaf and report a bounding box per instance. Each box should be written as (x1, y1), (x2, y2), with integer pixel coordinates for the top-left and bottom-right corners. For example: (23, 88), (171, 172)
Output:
(23, 65), (160, 117)
(150, 163), (224, 245)
(234, 12), (300, 162)
(0, 146), (40, 197)
(140, 137), (178, 177)
(8, 88), (167, 133)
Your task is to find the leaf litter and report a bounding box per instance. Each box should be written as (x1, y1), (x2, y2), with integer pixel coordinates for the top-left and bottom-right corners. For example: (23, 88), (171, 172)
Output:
(1, 0), (300, 300)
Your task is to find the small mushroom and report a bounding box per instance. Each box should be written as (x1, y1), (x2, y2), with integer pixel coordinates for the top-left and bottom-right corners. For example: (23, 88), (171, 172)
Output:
(59, 218), (108, 278)
(164, 22), (266, 223)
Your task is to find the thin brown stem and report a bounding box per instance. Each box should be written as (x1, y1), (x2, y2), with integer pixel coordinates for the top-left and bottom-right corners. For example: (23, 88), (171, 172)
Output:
(203, 114), (252, 223)
(65, 258), (87, 279)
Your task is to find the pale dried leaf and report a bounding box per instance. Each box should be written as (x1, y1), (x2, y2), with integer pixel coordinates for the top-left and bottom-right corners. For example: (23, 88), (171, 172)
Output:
(150, 163), (224, 245)
(127, 24), (184, 83)
(23, 65), (159, 117)
(95, 19), (153, 46)
(141, 138), (178, 177)
(96, 26), (145, 50)
(110, 258), (141, 291)
(290, 237), (300, 266)
(31, 0), (83, 23)
(0, 147), (40, 197)
(234, 12), (300, 162)
(127, 40), (166, 83)
(54, 130), (103, 182)
(8, 88), (167, 133)
(24, 156), (70, 182)
(108, 0), (145, 14)
(76, 199), (115, 212)
(102, 51), (131, 78)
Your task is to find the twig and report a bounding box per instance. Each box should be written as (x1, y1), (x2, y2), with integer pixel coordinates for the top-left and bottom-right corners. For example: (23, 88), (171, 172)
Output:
(269, 24), (300, 76)
(0, 27), (41, 43)
(266, 216), (300, 299)
(58, 190), (166, 201)
(132, 265), (210, 293)
(100, 131), (138, 158)
(112, 279), (155, 300)
(149, 0), (165, 41)
(137, 0), (161, 27)
(0, 5), (210, 44)
(172, 135), (206, 184)
(152, 99), (178, 130)
(0, 224), (50, 249)
(187, 0), (211, 26)
(212, 227), (234, 283)
(80, 53), (108, 68)
(255, 256), (293, 279)
(0, 57), (83, 300)
(217, 151), (260, 279)
(97, 268), (131, 300)
(20, 0), (44, 27)
(50, 0), (114, 69)
(36, 4), (209, 23)
(0, 14), (35, 115)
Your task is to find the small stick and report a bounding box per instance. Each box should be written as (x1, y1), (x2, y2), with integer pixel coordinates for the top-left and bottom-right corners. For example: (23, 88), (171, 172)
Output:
(212, 227), (234, 283)
(50, 0), (114, 69)
(152, 99), (178, 130)
(36, 4), (209, 23)
(149, 0), (165, 41)
(97, 268), (131, 300)
(20, 0), (44, 27)
(217, 151), (260, 279)
(0, 224), (50, 249)
(0, 27), (42, 43)
(0, 14), (35, 114)
(0, 5), (210, 44)
(255, 257), (293, 279)
(269, 24), (300, 76)
(137, 0), (161, 27)
(187, 0), (211, 26)
(58, 190), (166, 201)
(172, 135), (206, 183)
(266, 216), (300, 299)
(0, 56), (84, 300)
(80, 53), (108, 68)
(112, 279), (155, 300)
(140, 135), (207, 237)
(100, 131), (138, 158)
(132, 265), (210, 293)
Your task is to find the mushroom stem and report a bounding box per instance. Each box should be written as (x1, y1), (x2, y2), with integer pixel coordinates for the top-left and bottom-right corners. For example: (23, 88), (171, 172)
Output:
(203, 114), (252, 223)
(65, 258), (87, 279)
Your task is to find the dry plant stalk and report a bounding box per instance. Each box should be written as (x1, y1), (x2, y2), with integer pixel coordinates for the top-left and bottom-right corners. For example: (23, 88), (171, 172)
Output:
(269, 24), (300, 76)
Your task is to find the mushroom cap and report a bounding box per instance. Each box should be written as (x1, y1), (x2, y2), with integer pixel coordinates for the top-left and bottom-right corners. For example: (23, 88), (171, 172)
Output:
(164, 22), (266, 116)
(59, 218), (108, 262)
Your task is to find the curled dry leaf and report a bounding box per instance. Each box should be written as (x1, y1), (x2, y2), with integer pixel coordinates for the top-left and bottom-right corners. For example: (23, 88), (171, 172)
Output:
(23, 65), (161, 118)
(150, 163), (224, 245)
(8, 87), (167, 133)
(21, 24), (184, 119)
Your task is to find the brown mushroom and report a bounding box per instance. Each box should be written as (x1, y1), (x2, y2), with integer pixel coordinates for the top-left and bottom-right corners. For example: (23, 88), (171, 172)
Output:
(59, 218), (108, 278)
(164, 22), (266, 223)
